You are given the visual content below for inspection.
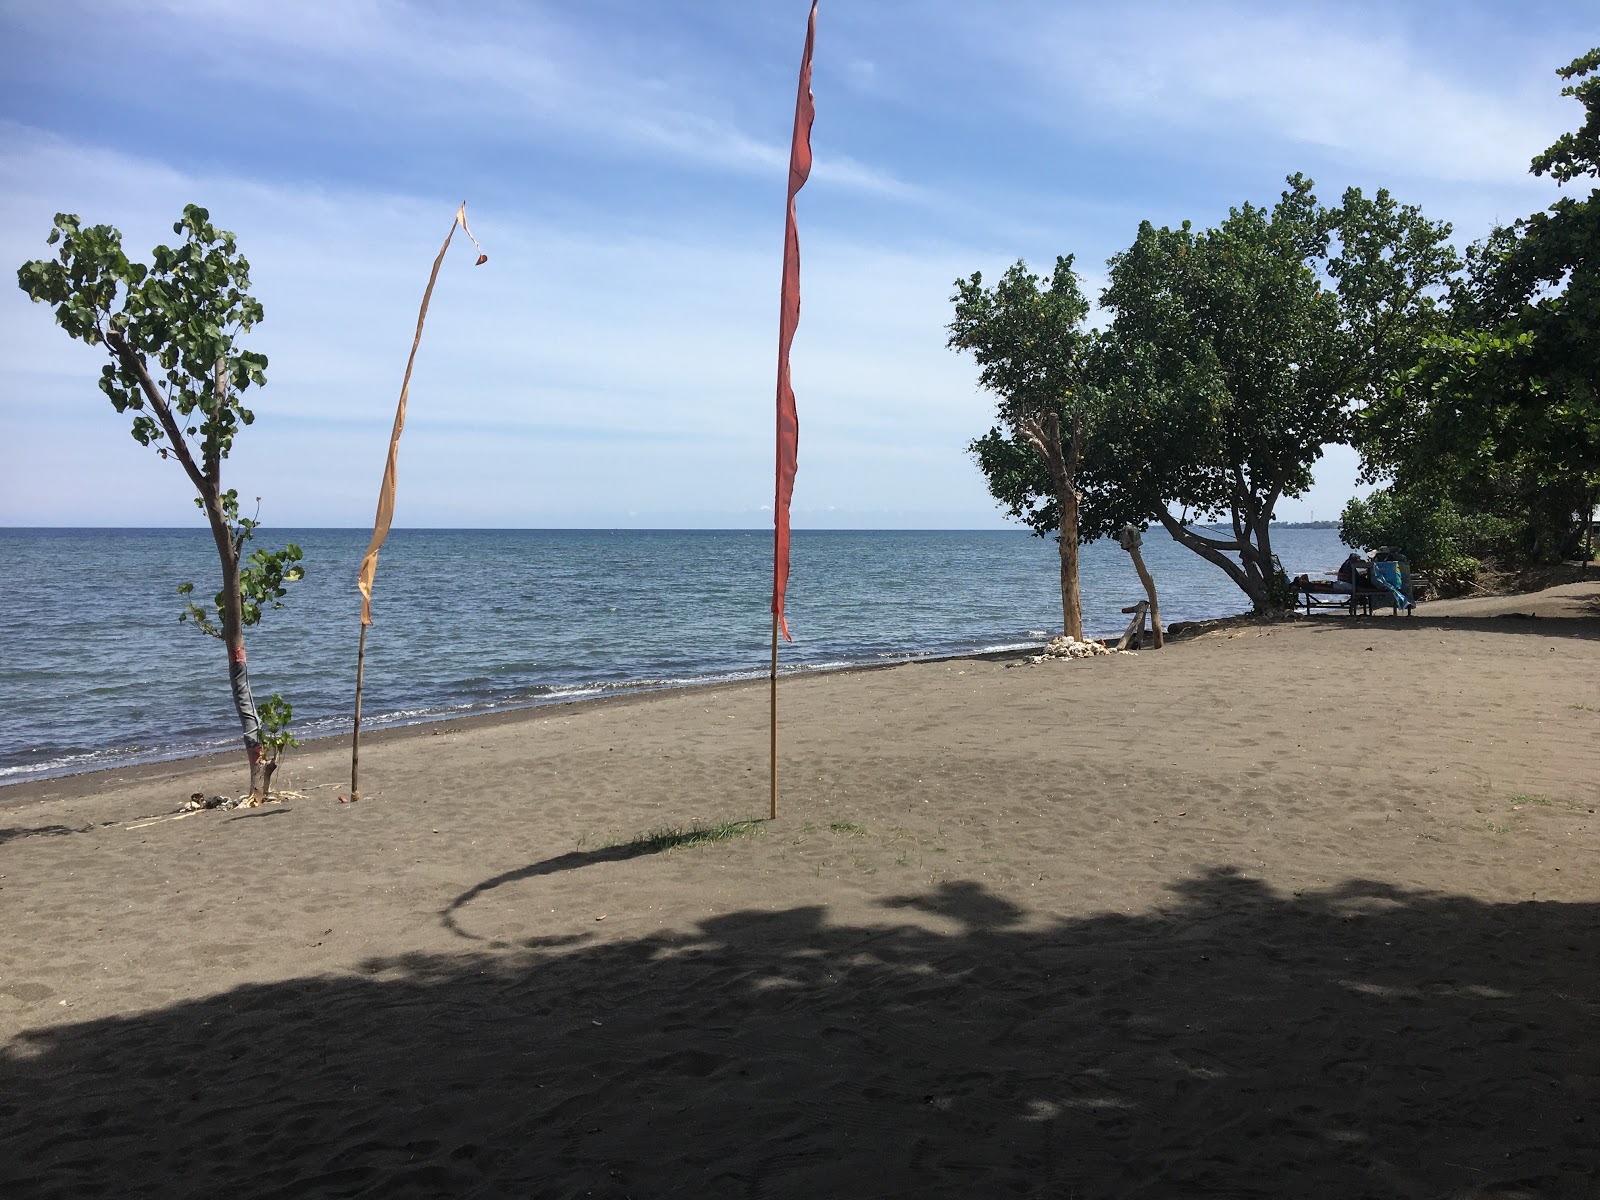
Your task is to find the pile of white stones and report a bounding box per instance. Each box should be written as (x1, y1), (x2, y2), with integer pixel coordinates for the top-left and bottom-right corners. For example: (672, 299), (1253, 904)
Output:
(1024, 636), (1130, 664)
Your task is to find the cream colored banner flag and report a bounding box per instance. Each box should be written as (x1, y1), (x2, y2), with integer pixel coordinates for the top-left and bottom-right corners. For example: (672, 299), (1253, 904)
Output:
(357, 202), (487, 625)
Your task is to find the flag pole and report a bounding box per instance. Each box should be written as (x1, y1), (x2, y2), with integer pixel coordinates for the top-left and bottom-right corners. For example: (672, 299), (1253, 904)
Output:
(770, 613), (779, 820)
(769, 0), (816, 825)
(348, 202), (487, 801)
(350, 622), (369, 800)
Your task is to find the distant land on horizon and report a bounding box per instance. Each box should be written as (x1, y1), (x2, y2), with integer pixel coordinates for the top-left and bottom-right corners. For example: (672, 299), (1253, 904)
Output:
(0, 520), (1347, 532)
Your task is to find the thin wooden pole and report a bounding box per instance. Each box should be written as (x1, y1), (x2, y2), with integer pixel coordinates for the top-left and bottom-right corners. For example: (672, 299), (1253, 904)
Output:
(351, 621), (369, 801)
(769, 613), (779, 820)
(1128, 544), (1164, 649)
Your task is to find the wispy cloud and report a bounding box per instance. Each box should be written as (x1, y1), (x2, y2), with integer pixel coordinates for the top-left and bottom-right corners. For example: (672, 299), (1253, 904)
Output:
(0, 128), (996, 525)
(976, 3), (1567, 186)
(2, 1), (1583, 528)
(90, 0), (923, 201)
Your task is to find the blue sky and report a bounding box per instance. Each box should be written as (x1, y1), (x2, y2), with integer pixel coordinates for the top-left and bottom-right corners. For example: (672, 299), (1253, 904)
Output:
(0, 0), (1590, 529)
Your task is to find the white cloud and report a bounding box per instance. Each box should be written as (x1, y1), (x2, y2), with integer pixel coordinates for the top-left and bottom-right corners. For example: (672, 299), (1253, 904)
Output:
(4, 2), (1578, 530)
(0, 128), (1001, 526)
(964, 3), (1567, 187)
(79, 0), (921, 200)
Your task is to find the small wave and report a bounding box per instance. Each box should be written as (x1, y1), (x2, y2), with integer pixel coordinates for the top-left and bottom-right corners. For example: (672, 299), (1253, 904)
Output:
(0, 734), (236, 783)
(973, 641), (1045, 654)
(0, 748), (136, 780)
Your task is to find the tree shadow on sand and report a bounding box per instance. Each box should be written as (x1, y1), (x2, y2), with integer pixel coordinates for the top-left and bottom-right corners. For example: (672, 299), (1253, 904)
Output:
(3, 868), (1596, 1198)
(1296, 613), (1600, 642)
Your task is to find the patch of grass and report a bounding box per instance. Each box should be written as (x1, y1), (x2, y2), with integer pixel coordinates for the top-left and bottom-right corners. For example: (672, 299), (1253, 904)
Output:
(608, 819), (764, 857)
(1484, 820), (1511, 834)
(1510, 793), (1551, 807)
(1571, 703), (1597, 712)
(828, 821), (868, 836)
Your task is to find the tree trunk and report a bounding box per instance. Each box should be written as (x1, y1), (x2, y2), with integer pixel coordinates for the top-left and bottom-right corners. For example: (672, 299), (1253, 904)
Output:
(1127, 543), (1163, 648)
(1155, 510), (1270, 612)
(201, 491), (265, 801)
(229, 638), (267, 801)
(108, 336), (267, 800)
(1019, 410), (1084, 641)
(1059, 480), (1083, 640)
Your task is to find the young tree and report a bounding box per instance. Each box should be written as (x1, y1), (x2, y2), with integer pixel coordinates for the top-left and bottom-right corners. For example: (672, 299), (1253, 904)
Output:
(18, 206), (303, 802)
(1099, 175), (1457, 612)
(949, 257), (1104, 638)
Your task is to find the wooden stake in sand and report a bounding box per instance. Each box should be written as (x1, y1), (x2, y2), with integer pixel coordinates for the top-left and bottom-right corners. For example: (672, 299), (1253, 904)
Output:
(1115, 600), (1150, 651)
(769, 3), (817, 822)
(770, 615), (780, 822)
(1118, 524), (1164, 649)
(350, 203), (487, 801)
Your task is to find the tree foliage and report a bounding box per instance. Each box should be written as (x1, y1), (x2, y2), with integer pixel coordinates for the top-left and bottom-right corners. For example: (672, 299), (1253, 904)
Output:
(1359, 49), (1600, 563)
(1098, 175), (1457, 611)
(17, 206), (302, 800)
(949, 257), (1104, 637)
(1338, 487), (1519, 595)
(177, 508), (305, 636)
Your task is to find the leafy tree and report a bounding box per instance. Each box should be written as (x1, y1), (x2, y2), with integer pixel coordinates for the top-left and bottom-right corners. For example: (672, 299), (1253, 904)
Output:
(1339, 488), (1483, 595)
(255, 693), (299, 797)
(17, 206), (303, 802)
(1359, 49), (1600, 562)
(949, 257), (1106, 638)
(1098, 175), (1457, 612)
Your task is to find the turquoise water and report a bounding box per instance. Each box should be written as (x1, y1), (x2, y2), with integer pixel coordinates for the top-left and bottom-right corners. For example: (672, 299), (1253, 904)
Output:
(0, 526), (1351, 782)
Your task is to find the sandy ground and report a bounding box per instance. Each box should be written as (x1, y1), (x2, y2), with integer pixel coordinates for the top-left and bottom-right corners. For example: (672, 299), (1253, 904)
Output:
(2, 582), (1598, 1198)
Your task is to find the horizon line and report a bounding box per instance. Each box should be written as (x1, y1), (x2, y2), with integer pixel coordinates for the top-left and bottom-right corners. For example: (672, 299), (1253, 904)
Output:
(0, 521), (1341, 532)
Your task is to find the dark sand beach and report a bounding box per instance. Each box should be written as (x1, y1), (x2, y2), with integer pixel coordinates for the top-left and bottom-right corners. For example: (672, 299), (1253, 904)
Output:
(3, 582), (1598, 1197)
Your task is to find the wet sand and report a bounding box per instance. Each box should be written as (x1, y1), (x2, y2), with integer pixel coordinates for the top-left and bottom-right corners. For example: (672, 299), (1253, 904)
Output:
(3, 582), (1598, 1197)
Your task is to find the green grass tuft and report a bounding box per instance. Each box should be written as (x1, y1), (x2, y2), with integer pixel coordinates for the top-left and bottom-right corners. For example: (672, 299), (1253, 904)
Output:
(1509, 793), (1551, 807)
(607, 819), (764, 857)
(828, 820), (868, 836)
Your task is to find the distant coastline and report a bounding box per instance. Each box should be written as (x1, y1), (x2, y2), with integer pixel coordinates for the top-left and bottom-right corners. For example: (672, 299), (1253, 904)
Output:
(1195, 519), (1339, 531)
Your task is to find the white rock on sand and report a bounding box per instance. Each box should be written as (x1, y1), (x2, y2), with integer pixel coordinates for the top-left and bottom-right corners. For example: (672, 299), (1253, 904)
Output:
(1026, 635), (1132, 663)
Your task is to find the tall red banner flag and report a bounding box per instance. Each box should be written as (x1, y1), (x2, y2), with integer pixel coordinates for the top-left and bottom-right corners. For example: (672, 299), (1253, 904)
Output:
(772, 0), (817, 642)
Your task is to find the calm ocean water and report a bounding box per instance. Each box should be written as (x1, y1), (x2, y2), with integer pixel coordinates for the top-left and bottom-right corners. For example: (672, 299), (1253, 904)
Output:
(0, 527), (1352, 783)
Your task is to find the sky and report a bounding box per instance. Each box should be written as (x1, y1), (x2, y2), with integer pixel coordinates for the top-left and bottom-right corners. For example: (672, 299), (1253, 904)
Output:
(0, 0), (1591, 530)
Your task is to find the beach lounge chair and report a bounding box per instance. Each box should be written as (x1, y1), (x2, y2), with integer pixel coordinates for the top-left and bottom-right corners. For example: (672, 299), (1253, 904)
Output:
(1369, 559), (1414, 613)
(1294, 554), (1412, 617)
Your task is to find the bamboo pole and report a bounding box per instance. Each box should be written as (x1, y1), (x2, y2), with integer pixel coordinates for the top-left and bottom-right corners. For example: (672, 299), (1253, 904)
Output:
(769, 613), (779, 821)
(350, 622), (369, 801)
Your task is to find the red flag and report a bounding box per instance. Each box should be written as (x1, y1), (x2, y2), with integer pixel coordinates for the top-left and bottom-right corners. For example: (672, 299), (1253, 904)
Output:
(772, 0), (816, 643)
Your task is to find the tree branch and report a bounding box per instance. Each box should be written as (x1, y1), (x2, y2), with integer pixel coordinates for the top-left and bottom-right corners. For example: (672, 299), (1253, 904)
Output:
(1166, 517), (1246, 553)
(206, 356), (227, 488)
(106, 331), (211, 502)
(1157, 509), (1256, 595)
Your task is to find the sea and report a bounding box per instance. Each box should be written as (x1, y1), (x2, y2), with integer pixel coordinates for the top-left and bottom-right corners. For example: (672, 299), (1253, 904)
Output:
(0, 526), (1353, 784)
